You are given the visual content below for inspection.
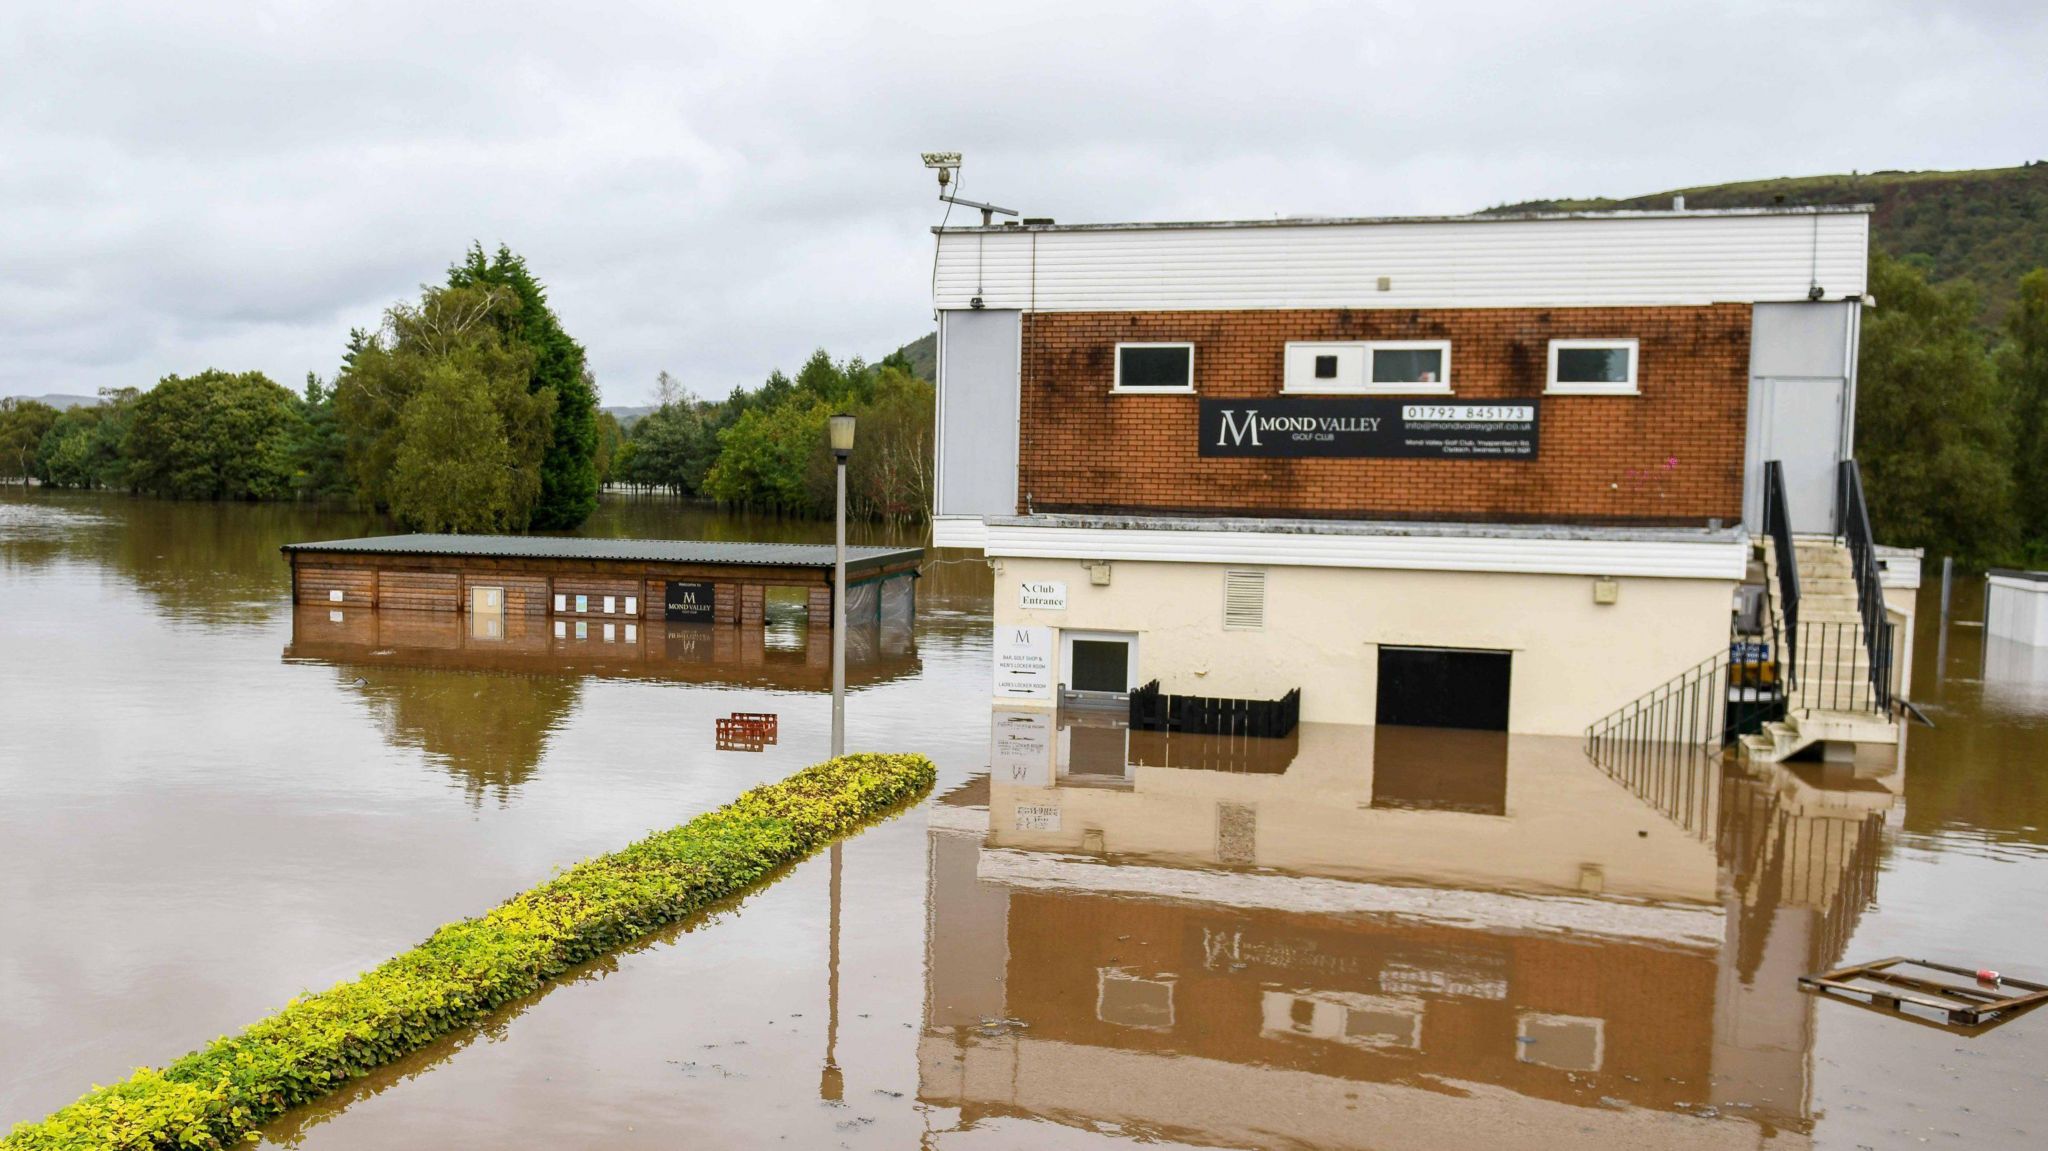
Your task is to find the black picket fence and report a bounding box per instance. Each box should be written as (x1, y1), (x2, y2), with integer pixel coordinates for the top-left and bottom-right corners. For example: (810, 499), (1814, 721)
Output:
(1128, 680), (1301, 738)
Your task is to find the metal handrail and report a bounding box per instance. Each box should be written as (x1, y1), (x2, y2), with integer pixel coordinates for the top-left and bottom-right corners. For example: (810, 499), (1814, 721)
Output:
(1836, 460), (1894, 715)
(1763, 460), (1801, 682)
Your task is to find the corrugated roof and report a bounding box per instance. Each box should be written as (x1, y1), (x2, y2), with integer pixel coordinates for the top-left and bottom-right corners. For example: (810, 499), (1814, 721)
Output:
(281, 533), (922, 571)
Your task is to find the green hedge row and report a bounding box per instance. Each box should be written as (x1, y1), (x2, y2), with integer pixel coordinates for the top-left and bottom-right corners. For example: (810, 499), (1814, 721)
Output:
(4, 753), (936, 1151)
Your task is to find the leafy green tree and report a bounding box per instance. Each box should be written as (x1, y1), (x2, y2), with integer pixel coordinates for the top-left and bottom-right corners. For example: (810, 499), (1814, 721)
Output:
(124, 371), (302, 500)
(1999, 268), (2048, 554)
(1856, 252), (2016, 564)
(0, 398), (60, 484)
(447, 245), (597, 529)
(332, 283), (555, 530)
(594, 409), (625, 487)
(36, 407), (112, 488)
(620, 372), (725, 495)
(388, 361), (521, 532)
(703, 398), (831, 513)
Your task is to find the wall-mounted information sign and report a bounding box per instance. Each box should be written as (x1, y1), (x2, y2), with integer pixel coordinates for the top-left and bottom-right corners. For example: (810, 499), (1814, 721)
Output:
(1199, 399), (1539, 459)
(665, 581), (715, 621)
(993, 625), (1054, 700)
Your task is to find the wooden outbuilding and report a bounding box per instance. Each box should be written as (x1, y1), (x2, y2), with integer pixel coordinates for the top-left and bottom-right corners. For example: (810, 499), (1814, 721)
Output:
(282, 534), (923, 628)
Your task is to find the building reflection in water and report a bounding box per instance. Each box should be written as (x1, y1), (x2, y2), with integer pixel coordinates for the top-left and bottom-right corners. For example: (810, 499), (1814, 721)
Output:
(923, 710), (1901, 1148)
(283, 605), (920, 802)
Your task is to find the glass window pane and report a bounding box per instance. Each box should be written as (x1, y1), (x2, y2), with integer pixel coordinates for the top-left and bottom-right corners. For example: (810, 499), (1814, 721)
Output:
(1119, 346), (1191, 390)
(1557, 346), (1631, 383)
(1069, 639), (1130, 693)
(1371, 348), (1443, 384)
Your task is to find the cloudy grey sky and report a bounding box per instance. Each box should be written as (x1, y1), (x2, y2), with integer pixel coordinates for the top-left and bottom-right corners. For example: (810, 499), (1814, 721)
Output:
(3, 1), (2043, 405)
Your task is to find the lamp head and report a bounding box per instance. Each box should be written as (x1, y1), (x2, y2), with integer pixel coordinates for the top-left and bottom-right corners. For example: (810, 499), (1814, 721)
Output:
(828, 412), (856, 459)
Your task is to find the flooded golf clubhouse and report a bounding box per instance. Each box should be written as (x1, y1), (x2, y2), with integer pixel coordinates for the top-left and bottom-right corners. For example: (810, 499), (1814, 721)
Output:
(4, 204), (2047, 1149)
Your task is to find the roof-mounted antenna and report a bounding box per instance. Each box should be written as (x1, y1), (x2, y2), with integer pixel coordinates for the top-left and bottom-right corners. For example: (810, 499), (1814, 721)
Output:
(923, 152), (1018, 225)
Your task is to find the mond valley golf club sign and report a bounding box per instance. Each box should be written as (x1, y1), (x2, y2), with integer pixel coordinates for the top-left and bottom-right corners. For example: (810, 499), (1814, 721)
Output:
(1199, 398), (1539, 459)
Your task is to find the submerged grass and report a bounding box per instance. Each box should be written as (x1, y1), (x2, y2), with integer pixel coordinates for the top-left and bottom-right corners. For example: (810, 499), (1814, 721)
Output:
(3, 753), (936, 1151)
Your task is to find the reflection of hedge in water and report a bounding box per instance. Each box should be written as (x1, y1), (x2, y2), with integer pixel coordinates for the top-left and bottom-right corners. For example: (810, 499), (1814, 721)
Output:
(341, 664), (582, 804)
(1, 753), (936, 1151)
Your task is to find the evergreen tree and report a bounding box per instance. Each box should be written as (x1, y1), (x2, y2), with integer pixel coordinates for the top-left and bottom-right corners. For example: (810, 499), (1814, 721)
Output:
(447, 244), (597, 529)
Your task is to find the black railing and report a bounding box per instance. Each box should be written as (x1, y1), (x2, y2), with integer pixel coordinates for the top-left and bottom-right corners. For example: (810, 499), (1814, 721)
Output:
(1787, 620), (1891, 716)
(1582, 651), (1733, 838)
(1763, 460), (1801, 682)
(1129, 680), (1300, 738)
(1835, 459), (1894, 715)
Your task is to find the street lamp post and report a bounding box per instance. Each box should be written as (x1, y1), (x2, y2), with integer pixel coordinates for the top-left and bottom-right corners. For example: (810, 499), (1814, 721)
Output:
(828, 413), (855, 759)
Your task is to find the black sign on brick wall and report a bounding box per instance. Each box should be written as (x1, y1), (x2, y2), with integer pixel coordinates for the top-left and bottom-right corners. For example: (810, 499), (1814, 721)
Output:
(665, 581), (715, 621)
(1198, 398), (1539, 459)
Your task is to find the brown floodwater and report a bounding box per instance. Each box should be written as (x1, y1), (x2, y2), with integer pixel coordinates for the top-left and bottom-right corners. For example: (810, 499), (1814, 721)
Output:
(3, 488), (2046, 1150)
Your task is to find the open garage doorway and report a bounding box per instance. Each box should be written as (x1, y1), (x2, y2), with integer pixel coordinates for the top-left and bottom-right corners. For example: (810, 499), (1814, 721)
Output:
(1375, 646), (1512, 731)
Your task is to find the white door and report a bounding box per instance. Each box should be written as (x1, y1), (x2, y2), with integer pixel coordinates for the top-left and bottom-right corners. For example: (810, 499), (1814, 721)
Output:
(1761, 378), (1843, 533)
(1060, 630), (1138, 698)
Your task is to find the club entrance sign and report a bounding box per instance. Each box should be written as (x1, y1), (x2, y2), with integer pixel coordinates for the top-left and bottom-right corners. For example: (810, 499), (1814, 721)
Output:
(1199, 399), (1539, 459)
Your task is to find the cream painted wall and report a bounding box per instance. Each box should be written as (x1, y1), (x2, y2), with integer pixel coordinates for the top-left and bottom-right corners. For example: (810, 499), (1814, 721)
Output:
(993, 558), (1736, 735)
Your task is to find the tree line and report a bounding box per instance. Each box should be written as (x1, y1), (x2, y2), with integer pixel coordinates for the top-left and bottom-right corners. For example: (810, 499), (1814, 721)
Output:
(1857, 251), (2048, 567)
(608, 349), (934, 520)
(0, 245), (936, 529)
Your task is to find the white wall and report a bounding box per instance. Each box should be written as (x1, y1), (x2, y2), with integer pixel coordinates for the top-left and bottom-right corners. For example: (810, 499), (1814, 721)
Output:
(992, 558), (1735, 735)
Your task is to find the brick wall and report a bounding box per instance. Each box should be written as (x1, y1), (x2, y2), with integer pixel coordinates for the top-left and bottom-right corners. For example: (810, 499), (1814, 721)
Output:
(1016, 305), (1750, 525)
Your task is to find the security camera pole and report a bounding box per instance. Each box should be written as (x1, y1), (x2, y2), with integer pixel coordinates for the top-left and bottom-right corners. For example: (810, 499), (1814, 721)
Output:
(829, 412), (855, 758)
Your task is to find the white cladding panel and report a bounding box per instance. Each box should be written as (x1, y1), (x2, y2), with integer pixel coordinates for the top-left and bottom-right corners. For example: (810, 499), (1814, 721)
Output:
(935, 213), (1868, 312)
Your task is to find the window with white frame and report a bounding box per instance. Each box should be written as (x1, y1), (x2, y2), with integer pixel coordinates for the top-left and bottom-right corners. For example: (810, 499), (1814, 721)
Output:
(1547, 339), (1638, 395)
(1283, 340), (1451, 394)
(1113, 343), (1195, 393)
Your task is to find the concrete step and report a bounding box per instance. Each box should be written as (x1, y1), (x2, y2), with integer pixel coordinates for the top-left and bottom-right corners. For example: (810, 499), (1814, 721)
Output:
(1794, 708), (1900, 746)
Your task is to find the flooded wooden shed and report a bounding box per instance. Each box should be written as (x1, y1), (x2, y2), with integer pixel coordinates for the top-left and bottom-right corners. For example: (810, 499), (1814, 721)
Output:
(282, 534), (922, 628)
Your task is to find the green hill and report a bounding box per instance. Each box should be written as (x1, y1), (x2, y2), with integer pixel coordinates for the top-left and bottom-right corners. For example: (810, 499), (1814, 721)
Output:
(1490, 162), (2048, 324)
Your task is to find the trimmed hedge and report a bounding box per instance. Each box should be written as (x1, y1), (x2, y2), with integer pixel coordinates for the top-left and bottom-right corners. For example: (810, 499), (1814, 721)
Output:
(4, 753), (935, 1151)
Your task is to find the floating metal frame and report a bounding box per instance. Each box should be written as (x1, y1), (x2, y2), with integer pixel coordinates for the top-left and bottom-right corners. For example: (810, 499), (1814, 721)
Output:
(1799, 956), (2048, 1028)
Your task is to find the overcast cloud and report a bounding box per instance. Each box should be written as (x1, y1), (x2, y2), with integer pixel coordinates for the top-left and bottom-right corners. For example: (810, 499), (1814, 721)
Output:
(2, 1), (2044, 405)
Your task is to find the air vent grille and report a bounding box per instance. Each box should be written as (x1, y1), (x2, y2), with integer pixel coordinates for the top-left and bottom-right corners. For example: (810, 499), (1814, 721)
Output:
(1223, 569), (1266, 630)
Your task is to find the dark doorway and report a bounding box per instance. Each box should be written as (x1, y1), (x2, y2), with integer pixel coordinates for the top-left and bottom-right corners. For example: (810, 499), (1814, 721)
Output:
(1068, 638), (1132, 694)
(1375, 646), (1512, 731)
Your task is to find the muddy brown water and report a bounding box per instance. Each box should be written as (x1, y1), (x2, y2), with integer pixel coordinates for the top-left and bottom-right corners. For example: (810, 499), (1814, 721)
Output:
(3, 488), (2046, 1149)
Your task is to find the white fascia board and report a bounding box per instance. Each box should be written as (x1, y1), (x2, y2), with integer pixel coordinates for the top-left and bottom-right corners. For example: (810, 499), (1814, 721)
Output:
(982, 522), (1746, 580)
(935, 211), (1869, 313)
(932, 515), (990, 550)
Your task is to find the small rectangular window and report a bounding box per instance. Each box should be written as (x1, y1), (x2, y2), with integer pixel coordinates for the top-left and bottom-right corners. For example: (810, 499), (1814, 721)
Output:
(553, 593), (567, 612)
(575, 594), (589, 613)
(1547, 339), (1638, 395)
(1113, 343), (1195, 393)
(1284, 341), (1450, 394)
(1367, 342), (1450, 391)
(625, 596), (638, 615)
(602, 595), (616, 614)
